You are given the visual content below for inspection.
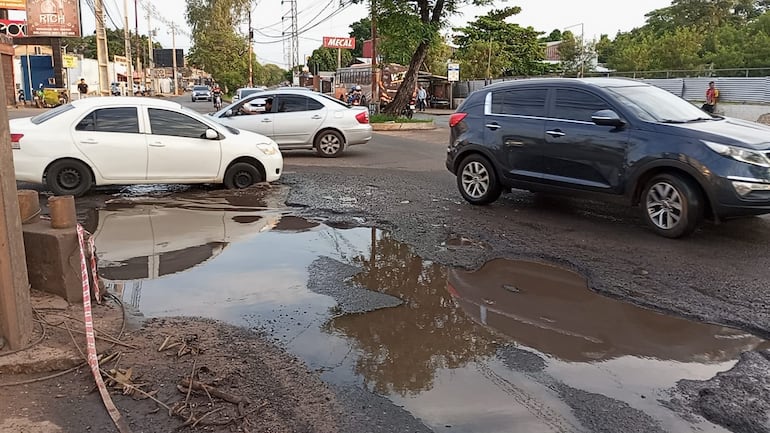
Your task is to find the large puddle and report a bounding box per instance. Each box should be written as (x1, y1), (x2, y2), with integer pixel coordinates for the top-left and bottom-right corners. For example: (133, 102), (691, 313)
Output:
(92, 194), (767, 433)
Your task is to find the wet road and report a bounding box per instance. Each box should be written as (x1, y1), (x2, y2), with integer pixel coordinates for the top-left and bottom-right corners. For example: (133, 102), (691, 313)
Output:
(15, 95), (770, 432)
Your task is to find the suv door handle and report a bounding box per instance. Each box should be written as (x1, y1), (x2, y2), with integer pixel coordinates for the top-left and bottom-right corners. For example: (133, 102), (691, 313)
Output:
(546, 129), (565, 138)
(485, 123), (500, 130)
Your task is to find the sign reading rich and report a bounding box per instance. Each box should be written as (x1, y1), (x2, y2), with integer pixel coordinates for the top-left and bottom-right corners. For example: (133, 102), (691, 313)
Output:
(322, 37), (355, 49)
(26, 0), (81, 37)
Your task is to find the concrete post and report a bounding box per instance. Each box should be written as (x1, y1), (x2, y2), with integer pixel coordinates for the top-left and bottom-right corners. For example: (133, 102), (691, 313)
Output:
(0, 68), (32, 349)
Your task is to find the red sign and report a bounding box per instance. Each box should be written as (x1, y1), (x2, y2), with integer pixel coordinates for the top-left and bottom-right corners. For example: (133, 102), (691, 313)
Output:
(26, 0), (81, 37)
(323, 36), (355, 49)
(0, 20), (26, 37)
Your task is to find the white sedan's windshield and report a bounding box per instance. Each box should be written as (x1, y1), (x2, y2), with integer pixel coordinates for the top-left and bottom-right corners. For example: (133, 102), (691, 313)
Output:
(605, 85), (712, 123)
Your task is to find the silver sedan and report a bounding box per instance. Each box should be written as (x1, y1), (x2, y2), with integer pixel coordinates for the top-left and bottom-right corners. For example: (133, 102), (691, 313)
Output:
(209, 88), (372, 157)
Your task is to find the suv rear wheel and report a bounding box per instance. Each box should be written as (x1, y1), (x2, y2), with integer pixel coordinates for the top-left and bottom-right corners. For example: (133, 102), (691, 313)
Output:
(457, 154), (502, 205)
(641, 173), (703, 238)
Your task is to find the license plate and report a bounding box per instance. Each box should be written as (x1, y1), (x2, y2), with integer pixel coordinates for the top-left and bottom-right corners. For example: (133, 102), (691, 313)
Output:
(409, 104), (415, 109)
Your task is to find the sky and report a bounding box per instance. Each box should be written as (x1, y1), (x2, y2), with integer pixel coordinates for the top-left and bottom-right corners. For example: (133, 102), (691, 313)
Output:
(12, 0), (673, 69)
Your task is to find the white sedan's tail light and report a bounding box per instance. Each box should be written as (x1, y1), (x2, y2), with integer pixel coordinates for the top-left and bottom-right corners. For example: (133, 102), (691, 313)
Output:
(355, 110), (369, 124)
(10, 133), (23, 149)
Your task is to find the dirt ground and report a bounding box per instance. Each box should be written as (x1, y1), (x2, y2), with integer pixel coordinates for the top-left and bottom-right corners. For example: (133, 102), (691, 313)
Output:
(0, 293), (342, 433)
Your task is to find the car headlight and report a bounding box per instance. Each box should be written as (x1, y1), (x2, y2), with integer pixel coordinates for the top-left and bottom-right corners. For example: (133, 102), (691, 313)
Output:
(704, 141), (770, 168)
(256, 142), (279, 155)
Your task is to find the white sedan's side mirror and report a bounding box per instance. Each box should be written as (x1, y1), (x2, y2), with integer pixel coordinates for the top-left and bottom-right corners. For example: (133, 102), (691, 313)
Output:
(205, 129), (219, 139)
(225, 109), (233, 117)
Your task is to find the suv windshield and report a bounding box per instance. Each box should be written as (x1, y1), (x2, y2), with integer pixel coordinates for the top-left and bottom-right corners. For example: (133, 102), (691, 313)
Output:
(193, 86), (209, 91)
(605, 85), (713, 123)
(239, 89), (262, 98)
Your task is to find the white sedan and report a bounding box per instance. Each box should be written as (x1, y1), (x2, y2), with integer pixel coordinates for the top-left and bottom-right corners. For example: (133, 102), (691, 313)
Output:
(209, 88), (372, 158)
(11, 97), (283, 197)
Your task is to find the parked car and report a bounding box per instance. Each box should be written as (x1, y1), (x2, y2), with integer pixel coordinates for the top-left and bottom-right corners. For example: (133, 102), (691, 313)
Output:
(191, 85), (212, 102)
(110, 82), (121, 96)
(10, 97), (283, 197)
(232, 87), (266, 102)
(446, 77), (770, 238)
(209, 88), (371, 157)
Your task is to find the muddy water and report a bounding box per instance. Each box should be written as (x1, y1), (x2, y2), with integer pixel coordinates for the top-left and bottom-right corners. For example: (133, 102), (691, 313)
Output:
(94, 195), (766, 433)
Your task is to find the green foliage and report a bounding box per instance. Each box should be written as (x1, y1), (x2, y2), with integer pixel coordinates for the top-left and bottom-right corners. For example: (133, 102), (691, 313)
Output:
(370, 113), (432, 123)
(453, 6), (544, 77)
(602, 0), (770, 72)
(186, 0), (285, 91)
(308, 47), (353, 73)
(349, 18), (371, 60)
(64, 29), (159, 62)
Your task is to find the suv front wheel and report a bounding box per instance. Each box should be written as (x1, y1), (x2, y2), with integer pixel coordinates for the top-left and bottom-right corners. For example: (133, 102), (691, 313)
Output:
(641, 173), (703, 238)
(456, 154), (502, 205)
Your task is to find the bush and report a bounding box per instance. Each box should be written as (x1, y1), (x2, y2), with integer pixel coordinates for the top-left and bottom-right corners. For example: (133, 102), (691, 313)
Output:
(370, 113), (432, 123)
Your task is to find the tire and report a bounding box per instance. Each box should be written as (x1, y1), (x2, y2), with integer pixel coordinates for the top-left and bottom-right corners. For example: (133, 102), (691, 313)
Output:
(314, 130), (345, 158)
(224, 162), (263, 189)
(456, 154), (502, 205)
(46, 159), (93, 197)
(641, 173), (703, 238)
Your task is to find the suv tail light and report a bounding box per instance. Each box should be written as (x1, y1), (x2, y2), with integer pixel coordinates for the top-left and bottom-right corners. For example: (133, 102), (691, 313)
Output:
(448, 112), (468, 128)
(10, 133), (23, 149)
(355, 110), (369, 124)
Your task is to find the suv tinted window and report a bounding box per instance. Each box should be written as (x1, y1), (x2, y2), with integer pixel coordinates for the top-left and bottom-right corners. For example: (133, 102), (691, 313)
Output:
(491, 88), (547, 117)
(553, 89), (611, 122)
(148, 108), (209, 138)
(76, 107), (139, 133)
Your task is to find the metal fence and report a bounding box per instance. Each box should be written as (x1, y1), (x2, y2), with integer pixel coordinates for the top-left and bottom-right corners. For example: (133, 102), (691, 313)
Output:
(451, 76), (770, 104)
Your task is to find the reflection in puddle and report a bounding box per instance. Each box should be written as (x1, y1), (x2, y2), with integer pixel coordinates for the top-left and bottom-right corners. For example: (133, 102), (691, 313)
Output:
(96, 197), (766, 433)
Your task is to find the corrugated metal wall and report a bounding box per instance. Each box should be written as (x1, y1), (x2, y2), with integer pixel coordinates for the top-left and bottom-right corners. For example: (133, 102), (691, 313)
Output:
(452, 76), (770, 104)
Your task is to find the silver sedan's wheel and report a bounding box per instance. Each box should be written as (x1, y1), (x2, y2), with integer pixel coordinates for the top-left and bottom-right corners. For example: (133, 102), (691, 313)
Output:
(456, 154), (502, 205)
(641, 173), (702, 238)
(314, 130), (345, 157)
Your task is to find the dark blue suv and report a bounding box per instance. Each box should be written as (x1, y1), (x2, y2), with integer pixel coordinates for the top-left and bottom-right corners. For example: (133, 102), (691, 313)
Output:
(446, 78), (770, 238)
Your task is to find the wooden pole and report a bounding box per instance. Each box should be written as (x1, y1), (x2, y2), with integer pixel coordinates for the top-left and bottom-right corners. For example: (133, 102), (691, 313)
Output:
(0, 63), (32, 350)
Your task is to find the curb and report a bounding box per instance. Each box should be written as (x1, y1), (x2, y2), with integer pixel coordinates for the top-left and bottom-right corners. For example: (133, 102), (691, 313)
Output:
(371, 121), (436, 131)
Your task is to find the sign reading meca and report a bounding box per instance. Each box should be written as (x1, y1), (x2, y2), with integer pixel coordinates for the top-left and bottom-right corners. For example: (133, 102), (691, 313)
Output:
(323, 36), (355, 49)
(26, 0), (81, 37)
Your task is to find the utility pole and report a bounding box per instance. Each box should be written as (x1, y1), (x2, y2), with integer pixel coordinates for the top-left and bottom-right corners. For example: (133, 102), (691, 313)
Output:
(123, 0), (133, 93)
(370, 0), (378, 110)
(171, 22), (179, 95)
(135, 0), (142, 92)
(0, 66), (32, 350)
(95, 0), (110, 95)
(147, 10), (155, 93)
(248, 9), (253, 87)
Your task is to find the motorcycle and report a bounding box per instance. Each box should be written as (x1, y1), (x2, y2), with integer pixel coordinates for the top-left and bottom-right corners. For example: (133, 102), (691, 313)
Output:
(401, 97), (416, 119)
(213, 93), (222, 110)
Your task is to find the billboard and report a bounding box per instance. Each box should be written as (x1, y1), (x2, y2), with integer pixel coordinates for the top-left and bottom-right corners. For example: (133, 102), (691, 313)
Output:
(0, 20), (27, 37)
(322, 37), (355, 49)
(153, 49), (185, 68)
(0, 0), (25, 11)
(26, 0), (81, 37)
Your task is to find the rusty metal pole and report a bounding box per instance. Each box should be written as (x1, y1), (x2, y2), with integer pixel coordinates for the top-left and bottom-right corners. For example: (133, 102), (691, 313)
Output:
(0, 68), (32, 350)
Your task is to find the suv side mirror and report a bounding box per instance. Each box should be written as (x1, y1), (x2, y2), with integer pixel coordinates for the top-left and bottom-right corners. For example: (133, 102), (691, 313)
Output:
(592, 110), (625, 127)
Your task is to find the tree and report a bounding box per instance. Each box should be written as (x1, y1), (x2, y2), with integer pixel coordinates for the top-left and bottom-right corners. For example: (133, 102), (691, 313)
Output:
(351, 0), (494, 115)
(595, 34), (613, 65)
(348, 17), (371, 61)
(453, 6), (544, 78)
(558, 31), (596, 77)
(186, 0), (253, 91)
(541, 29), (562, 42)
(308, 47), (353, 73)
(65, 29), (160, 62)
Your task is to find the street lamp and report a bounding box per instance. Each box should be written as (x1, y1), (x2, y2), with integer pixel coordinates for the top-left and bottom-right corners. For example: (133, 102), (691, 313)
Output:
(563, 23), (584, 77)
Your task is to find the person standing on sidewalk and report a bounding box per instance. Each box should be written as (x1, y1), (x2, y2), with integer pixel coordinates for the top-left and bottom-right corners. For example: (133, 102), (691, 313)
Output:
(417, 85), (427, 111)
(702, 81), (719, 113)
(77, 78), (88, 99)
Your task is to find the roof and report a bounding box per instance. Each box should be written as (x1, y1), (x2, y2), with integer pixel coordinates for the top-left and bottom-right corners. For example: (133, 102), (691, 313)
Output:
(69, 96), (182, 110)
(485, 77), (646, 90)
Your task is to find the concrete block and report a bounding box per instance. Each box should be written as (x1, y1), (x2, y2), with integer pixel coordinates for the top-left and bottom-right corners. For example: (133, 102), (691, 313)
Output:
(22, 222), (81, 303)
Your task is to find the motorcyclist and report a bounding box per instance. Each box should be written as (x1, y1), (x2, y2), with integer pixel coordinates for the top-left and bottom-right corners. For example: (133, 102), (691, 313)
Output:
(212, 84), (223, 108)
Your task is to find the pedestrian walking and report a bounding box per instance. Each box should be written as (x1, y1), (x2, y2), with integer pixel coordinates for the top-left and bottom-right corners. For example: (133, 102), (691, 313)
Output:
(417, 85), (427, 111)
(77, 78), (88, 99)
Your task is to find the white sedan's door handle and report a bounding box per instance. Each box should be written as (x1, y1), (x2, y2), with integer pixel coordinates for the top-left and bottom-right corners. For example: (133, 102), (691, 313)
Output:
(311, 115), (322, 119)
(261, 118), (272, 123)
(149, 142), (165, 147)
(80, 139), (98, 144)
